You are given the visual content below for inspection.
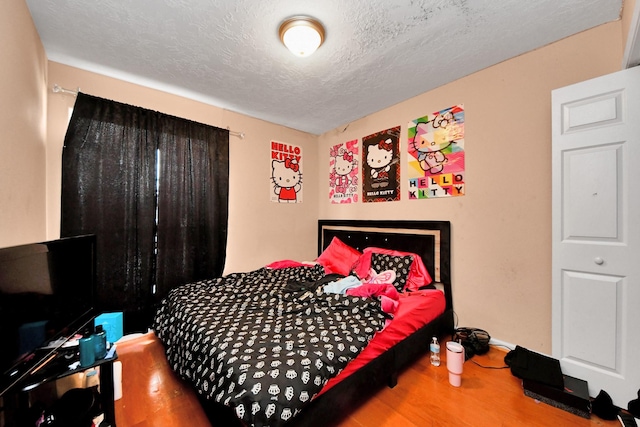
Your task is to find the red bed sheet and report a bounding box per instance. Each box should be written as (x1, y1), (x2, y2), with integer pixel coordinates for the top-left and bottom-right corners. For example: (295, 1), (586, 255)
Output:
(318, 288), (446, 396)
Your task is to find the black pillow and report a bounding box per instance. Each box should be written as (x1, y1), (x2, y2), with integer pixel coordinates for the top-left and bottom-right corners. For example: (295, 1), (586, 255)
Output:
(370, 253), (413, 292)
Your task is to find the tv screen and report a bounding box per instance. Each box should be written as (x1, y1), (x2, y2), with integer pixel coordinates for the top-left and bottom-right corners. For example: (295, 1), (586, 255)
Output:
(0, 235), (96, 396)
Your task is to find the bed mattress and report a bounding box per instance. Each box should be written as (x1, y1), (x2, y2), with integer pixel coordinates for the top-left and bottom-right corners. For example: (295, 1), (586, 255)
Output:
(154, 265), (391, 426)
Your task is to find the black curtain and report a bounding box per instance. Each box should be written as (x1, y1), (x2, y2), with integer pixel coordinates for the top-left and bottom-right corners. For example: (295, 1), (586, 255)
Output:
(155, 114), (229, 301)
(61, 93), (229, 332)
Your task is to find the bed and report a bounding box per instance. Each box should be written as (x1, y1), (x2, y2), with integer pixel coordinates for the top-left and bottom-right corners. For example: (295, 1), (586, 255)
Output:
(153, 219), (453, 426)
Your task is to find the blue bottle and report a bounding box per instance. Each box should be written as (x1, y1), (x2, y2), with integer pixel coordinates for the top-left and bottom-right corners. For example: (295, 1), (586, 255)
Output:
(79, 330), (95, 367)
(92, 325), (107, 359)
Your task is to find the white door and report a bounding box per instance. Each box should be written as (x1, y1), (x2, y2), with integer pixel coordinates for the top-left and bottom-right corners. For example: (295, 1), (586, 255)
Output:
(552, 66), (640, 408)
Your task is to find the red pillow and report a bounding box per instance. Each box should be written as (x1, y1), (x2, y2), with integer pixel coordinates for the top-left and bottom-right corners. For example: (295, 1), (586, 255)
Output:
(265, 260), (310, 269)
(316, 237), (361, 275)
(353, 247), (433, 291)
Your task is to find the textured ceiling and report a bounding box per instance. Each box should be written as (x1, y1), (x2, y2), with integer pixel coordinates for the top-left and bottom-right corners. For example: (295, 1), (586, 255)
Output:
(26, 0), (622, 135)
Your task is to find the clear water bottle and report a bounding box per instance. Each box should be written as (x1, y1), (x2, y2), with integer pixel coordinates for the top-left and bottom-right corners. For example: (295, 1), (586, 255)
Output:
(430, 336), (441, 366)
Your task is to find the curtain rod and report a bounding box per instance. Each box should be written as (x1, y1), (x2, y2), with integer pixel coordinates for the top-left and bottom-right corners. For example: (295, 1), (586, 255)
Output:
(226, 127), (245, 139)
(52, 84), (246, 140)
(52, 84), (79, 95)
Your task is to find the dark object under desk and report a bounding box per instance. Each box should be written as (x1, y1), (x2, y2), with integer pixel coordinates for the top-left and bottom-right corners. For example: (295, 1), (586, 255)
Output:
(1, 349), (117, 427)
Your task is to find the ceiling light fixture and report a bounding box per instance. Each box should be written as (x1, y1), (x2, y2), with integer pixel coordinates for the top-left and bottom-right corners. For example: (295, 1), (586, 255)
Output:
(279, 16), (325, 58)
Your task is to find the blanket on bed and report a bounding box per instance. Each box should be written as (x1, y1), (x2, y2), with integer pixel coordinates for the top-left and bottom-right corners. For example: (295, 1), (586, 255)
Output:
(153, 265), (388, 426)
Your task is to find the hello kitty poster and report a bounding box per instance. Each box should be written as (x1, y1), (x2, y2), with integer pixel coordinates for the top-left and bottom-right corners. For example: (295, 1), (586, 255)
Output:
(407, 105), (465, 199)
(329, 139), (359, 204)
(362, 126), (401, 203)
(270, 140), (303, 203)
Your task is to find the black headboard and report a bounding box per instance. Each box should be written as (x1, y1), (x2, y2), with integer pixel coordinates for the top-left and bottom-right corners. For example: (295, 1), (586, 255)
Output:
(318, 220), (452, 310)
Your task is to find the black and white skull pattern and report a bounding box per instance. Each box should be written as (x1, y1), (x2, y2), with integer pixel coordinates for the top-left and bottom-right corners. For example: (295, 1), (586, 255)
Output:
(154, 265), (386, 426)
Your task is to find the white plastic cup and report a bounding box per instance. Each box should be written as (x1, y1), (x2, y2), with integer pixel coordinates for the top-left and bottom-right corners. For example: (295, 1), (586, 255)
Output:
(446, 341), (465, 387)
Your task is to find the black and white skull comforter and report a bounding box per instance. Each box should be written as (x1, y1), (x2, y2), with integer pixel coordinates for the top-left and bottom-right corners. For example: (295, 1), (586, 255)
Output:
(153, 265), (387, 426)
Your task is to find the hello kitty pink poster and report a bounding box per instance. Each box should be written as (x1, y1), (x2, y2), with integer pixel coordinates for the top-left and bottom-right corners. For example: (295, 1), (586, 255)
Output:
(270, 140), (303, 203)
(329, 139), (359, 203)
(407, 105), (465, 199)
(362, 126), (401, 203)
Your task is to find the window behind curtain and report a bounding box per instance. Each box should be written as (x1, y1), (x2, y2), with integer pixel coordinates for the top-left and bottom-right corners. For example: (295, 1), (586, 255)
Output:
(61, 93), (229, 333)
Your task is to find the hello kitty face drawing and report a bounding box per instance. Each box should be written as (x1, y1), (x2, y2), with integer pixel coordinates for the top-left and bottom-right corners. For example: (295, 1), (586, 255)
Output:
(334, 151), (354, 194)
(367, 139), (393, 181)
(271, 158), (302, 203)
(412, 111), (462, 174)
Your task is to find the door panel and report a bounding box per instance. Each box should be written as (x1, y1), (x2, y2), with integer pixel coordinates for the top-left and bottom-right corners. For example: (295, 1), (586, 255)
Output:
(562, 90), (623, 133)
(561, 271), (620, 370)
(563, 144), (621, 241)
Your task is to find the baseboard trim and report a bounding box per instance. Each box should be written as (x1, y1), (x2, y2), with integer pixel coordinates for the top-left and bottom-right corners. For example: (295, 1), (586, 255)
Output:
(489, 338), (516, 351)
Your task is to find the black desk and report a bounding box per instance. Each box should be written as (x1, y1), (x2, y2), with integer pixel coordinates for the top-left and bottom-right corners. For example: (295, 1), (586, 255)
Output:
(2, 349), (118, 427)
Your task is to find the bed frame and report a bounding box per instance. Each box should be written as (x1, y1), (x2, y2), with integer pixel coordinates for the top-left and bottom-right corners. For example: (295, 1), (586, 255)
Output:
(199, 219), (454, 426)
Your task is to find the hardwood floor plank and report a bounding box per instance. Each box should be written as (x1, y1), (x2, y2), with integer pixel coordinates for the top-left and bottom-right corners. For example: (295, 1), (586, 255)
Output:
(344, 394), (421, 427)
(114, 333), (212, 427)
(113, 332), (618, 427)
(337, 343), (615, 427)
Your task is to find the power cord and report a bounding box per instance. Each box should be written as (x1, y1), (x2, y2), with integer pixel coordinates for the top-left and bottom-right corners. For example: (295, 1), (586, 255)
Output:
(469, 354), (509, 370)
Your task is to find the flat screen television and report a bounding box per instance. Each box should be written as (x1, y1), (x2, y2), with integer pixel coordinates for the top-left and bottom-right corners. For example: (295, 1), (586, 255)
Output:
(0, 235), (96, 397)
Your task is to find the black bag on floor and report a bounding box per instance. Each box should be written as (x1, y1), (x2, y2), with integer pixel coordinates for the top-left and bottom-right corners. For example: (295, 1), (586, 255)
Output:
(504, 345), (564, 389)
(453, 327), (491, 360)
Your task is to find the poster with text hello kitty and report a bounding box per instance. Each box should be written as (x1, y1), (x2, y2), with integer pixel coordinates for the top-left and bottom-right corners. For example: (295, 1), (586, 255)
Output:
(407, 104), (465, 199)
(362, 126), (401, 203)
(270, 140), (303, 203)
(329, 139), (359, 204)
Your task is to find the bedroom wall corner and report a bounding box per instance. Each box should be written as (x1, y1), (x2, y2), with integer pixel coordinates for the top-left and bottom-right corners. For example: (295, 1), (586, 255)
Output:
(317, 22), (623, 354)
(622, 0), (637, 58)
(220, 109), (320, 274)
(0, 0), (48, 248)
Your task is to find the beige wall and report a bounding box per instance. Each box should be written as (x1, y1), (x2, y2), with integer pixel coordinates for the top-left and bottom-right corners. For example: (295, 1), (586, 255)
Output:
(0, 0), (47, 247)
(46, 63), (319, 274)
(318, 22), (624, 353)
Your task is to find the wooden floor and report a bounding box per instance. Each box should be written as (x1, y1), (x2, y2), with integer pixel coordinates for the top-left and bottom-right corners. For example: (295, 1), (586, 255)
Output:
(113, 332), (617, 427)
